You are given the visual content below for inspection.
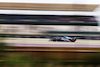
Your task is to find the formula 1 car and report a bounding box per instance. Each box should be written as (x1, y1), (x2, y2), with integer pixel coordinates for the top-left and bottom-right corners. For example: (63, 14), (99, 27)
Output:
(50, 36), (77, 42)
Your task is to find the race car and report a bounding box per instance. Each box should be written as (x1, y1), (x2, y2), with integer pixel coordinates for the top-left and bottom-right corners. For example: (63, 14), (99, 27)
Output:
(50, 36), (77, 42)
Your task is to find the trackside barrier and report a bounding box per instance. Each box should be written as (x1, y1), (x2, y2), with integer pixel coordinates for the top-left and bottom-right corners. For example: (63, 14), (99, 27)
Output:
(0, 34), (100, 40)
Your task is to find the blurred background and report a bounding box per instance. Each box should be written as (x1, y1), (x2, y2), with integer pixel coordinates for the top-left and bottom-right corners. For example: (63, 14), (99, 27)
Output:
(0, 0), (100, 67)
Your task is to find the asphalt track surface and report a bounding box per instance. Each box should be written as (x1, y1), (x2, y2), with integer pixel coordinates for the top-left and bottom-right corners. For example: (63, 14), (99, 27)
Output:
(3, 38), (100, 48)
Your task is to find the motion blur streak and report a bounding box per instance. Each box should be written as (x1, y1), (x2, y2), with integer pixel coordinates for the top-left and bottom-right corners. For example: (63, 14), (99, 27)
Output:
(0, 2), (100, 67)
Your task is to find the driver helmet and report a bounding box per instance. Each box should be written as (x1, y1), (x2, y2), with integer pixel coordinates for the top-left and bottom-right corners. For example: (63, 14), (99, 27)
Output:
(64, 36), (67, 38)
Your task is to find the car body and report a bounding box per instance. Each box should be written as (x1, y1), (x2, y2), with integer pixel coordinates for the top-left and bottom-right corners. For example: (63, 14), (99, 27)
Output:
(50, 36), (77, 42)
